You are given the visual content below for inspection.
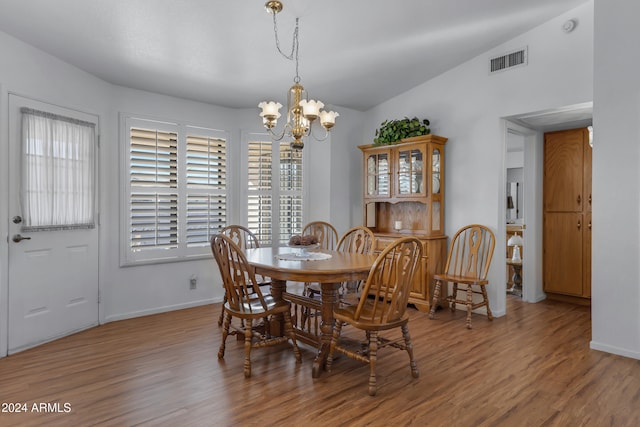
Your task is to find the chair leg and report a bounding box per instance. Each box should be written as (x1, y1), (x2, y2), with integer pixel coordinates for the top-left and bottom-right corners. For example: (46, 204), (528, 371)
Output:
(466, 285), (473, 329)
(326, 320), (344, 372)
(401, 324), (419, 379)
(429, 280), (442, 319)
(217, 294), (227, 326)
(451, 283), (458, 312)
(368, 330), (379, 396)
(244, 323), (253, 378)
(480, 284), (494, 321)
(283, 310), (302, 363)
(218, 311), (231, 359)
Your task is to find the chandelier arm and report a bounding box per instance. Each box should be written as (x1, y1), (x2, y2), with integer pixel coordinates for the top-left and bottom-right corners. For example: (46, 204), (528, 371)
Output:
(308, 125), (330, 142)
(267, 125), (288, 142)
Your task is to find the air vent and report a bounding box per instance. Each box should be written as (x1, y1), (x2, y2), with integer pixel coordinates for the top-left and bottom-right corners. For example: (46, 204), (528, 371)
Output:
(490, 47), (528, 74)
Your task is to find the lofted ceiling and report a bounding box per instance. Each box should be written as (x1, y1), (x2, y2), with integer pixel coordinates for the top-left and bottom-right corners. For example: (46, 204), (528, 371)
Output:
(0, 0), (589, 111)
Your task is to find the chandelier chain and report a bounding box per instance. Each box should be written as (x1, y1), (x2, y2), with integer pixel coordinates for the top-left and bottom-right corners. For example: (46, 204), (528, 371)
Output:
(272, 13), (300, 82)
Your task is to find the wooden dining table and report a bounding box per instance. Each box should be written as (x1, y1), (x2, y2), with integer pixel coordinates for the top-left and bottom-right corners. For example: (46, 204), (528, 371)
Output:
(244, 246), (376, 378)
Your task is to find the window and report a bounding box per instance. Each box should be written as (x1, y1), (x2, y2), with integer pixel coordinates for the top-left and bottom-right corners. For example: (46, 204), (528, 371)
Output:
(246, 135), (303, 246)
(122, 116), (228, 264)
(21, 108), (96, 231)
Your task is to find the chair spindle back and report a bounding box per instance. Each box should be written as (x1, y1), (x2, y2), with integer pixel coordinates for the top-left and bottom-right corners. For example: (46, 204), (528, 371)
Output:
(355, 237), (422, 324)
(302, 221), (338, 250)
(444, 224), (495, 281)
(211, 234), (267, 313)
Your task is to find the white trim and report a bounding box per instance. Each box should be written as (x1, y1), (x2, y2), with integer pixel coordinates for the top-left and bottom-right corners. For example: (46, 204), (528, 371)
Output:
(104, 297), (217, 323)
(0, 83), (8, 357)
(590, 341), (640, 360)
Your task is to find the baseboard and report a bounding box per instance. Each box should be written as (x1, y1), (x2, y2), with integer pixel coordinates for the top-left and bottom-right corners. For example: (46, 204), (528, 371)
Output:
(104, 297), (218, 323)
(545, 292), (591, 306)
(530, 293), (547, 303)
(590, 341), (640, 360)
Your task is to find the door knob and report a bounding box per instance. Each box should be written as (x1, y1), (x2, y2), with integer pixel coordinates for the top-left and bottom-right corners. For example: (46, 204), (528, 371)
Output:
(12, 234), (31, 243)
(12, 216), (22, 224)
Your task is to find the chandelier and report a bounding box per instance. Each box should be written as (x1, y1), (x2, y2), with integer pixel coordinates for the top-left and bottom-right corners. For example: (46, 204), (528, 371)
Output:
(258, 1), (338, 150)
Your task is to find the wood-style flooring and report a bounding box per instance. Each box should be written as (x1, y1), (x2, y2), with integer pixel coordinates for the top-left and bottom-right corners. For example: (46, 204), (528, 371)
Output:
(0, 296), (638, 426)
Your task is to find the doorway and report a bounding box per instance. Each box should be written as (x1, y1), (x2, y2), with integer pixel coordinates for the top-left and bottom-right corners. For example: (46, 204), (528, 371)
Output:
(503, 102), (593, 307)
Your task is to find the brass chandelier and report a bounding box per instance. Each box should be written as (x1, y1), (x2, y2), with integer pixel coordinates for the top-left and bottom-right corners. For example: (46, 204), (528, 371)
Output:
(258, 1), (338, 150)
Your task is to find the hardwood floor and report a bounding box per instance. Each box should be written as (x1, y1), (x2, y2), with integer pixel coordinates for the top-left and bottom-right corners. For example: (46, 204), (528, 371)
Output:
(1, 296), (638, 426)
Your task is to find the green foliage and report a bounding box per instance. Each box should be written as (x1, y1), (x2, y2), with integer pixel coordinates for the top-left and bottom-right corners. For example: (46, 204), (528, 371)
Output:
(373, 117), (431, 145)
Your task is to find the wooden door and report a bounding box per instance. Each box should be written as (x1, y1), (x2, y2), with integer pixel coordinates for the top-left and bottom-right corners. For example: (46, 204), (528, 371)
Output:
(544, 129), (585, 212)
(543, 128), (591, 300)
(544, 212), (583, 295)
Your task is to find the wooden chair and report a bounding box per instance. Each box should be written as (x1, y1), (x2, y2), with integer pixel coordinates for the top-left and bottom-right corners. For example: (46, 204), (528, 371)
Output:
(305, 226), (376, 299)
(337, 225), (376, 255)
(217, 225), (271, 326)
(211, 234), (301, 378)
(302, 221), (338, 250)
(286, 221), (338, 343)
(298, 221), (339, 298)
(429, 224), (496, 329)
(326, 236), (422, 396)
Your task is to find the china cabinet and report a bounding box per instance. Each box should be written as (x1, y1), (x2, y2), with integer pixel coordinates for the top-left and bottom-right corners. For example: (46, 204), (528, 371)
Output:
(543, 127), (591, 304)
(359, 135), (448, 311)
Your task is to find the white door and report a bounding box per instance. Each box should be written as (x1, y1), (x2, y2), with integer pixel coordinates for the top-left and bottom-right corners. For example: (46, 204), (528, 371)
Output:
(7, 95), (99, 354)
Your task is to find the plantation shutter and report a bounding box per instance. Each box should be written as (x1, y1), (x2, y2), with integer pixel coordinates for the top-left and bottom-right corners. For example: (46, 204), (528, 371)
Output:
(247, 138), (303, 246)
(247, 140), (273, 245)
(129, 128), (178, 251)
(186, 134), (227, 247)
(279, 143), (303, 244)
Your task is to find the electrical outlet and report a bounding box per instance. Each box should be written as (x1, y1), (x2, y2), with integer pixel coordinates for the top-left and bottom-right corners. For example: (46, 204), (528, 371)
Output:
(189, 275), (197, 290)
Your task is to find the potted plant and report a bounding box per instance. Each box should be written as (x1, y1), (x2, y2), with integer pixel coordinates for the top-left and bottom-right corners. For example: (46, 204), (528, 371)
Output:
(373, 117), (430, 145)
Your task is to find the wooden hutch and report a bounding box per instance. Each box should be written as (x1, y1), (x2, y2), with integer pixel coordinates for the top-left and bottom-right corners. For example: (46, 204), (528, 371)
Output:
(359, 134), (448, 311)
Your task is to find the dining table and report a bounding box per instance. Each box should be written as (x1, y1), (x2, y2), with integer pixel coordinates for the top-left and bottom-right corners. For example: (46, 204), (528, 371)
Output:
(244, 245), (376, 378)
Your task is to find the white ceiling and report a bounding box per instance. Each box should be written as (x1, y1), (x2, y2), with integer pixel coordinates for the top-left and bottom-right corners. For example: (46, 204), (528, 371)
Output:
(0, 0), (589, 111)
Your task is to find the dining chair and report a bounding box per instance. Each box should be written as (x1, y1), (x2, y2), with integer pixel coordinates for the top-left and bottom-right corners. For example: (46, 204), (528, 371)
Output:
(306, 225), (376, 300)
(286, 221), (338, 342)
(429, 224), (496, 329)
(326, 236), (422, 396)
(336, 226), (376, 297)
(298, 220), (338, 300)
(218, 225), (271, 326)
(211, 234), (301, 378)
(302, 221), (338, 250)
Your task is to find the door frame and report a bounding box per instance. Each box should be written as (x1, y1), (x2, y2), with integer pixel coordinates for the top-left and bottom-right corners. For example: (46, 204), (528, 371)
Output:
(1, 83), (8, 356)
(502, 120), (545, 304)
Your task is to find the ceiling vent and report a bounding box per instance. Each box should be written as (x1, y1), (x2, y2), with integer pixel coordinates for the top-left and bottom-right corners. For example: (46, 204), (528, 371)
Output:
(489, 47), (528, 74)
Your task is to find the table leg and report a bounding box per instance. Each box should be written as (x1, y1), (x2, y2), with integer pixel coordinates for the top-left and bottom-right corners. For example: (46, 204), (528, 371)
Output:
(269, 278), (286, 336)
(312, 282), (339, 378)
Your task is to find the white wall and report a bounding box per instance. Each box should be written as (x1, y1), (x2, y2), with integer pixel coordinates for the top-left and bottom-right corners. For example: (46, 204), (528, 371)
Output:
(328, 106), (366, 234)
(359, 1), (594, 317)
(591, 0), (640, 358)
